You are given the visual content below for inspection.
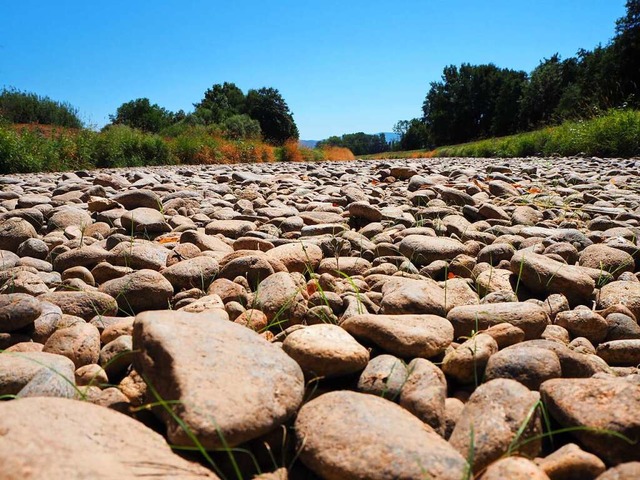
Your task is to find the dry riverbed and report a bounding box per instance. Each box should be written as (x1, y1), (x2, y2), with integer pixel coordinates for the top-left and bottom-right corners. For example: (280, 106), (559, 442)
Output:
(0, 157), (639, 479)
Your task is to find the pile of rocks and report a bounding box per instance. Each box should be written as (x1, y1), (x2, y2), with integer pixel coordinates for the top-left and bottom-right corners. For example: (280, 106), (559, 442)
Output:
(0, 157), (639, 479)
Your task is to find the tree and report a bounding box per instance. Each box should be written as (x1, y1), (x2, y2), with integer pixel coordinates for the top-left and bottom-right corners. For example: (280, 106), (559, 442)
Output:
(396, 119), (429, 150)
(518, 55), (579, 129)
(422, 64), (527, 146)
(193, 82), (245, 124)
(0, 88), (83, 128)
(108, 98), (176, 133)
(613, 0), (640, 106)
(244, 87), (298, 145)
(316, 132), (390, 155)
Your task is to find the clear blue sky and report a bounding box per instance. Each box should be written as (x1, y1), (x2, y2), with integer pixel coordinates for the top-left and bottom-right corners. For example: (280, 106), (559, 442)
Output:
(0, 0), (627, 139)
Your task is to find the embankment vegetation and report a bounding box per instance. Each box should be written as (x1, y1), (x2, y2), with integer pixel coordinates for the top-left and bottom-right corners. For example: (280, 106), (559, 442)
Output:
(0, 84), (355, 173)
(391, 0), (640, 156)
(360, 109), (640, 159)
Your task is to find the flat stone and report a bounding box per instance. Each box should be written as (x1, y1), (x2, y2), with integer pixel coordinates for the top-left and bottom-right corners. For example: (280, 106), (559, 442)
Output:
(0, 293), (42, 332)
(294, 390), (468, 480)
(541, 377), (640, 465)
(133, 310), (304, 448)
(447, 302), (550, 340)
(0, 397), (218, 478)
(450, 378), (542, 473)
(341, 314), (453, 358)
(283, 324), (369, 378)
(39, 291), (118, 321)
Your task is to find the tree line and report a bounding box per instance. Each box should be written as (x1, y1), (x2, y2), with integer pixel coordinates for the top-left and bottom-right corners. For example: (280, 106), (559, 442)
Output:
(316, 132), (391, 156)
(395, 0), (640, 149)
(0, 82), (300, 146)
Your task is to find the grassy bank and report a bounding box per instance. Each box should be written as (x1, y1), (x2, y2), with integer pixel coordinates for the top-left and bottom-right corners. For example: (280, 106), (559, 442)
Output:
(0, 123), (355, 174)
(361, 109), (640, 160)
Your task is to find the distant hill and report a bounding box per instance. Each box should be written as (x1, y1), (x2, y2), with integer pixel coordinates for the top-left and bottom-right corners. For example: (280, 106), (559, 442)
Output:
(300, 132), (399, 149)
(299, 139), (318, 148)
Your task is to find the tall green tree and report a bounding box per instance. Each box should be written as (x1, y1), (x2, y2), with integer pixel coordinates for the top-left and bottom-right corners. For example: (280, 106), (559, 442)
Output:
(244, 87), (298, 145)
(394, 119), (429, 150)
(422, 64), (527, 146)
(108, 98), (176, 133)
(613, 0), (640, 106)
(193, 82), (246, 124)
(518, 54), (579, 129)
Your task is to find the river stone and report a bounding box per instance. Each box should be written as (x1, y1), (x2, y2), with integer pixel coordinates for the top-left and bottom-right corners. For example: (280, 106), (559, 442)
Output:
(399, 358), (447, 435)
(283, 324), (369, 378)
(133, 310), (304, 448)
(597, 281), (640, 320)
(120, 207), (171, 233)
(99, 269), (174, 314)
(294, 390), (468, 480)
(0, 397), (218, 478)
(450, 378), (542, 473)
(447, 302), (550, 340)
(113, 189), (162, 210)
(357, 354), (408, 399)
(0, 351), (76, 398)
(596, 339), (640, 366)
(48, 206), (92, 231)
(596, 463), (640, 480)
(0, 218), (38, 252)
(161, 256), (220, 291)
(579, 244), (635, 278)
(442, 333), (499, 384)
(536, 442), (606, 480)
(0, 249), (20, 270)
(110, 241), (170, 271)
(399, 235), (467, 266)
(254, 271), (307, 325)
(40, 291), (118, 320)
(379, 277), (446, 316)
(483, 457), (551, 480)
(485, 345), (562, 390)
(0, 293), (42, 332)
(541, 377), (640, 465)
(341, 313), (454, 358)
(266, 242), (323, 273)
(555, 309), (609, 344)
(42, 322), (101, 368)
(53, 245), (112, 272)
(510, 251), (595, 306)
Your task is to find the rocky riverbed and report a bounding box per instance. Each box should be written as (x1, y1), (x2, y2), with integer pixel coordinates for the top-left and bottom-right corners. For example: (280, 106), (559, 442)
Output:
(0, 157), (639, 479)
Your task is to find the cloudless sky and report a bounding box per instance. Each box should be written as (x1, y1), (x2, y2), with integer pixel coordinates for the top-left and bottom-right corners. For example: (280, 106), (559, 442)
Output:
(0, 0), (627, 139)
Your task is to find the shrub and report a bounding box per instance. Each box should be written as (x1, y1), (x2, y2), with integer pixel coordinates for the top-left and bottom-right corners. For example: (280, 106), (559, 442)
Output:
(92, 125), (174, 168)
(0, 88), (83, 128)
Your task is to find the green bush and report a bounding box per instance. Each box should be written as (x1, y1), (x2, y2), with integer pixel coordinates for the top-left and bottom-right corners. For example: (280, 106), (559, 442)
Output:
(0, 88), (83, 129)
(92, 125), (174, 168)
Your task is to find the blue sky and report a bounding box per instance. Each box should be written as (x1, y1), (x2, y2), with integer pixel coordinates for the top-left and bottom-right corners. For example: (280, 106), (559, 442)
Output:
(0, 0), (627, 139)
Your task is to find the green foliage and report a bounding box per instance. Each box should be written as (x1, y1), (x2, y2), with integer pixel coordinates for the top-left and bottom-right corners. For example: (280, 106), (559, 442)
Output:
(92, 125), (174, 167)
(411, 1), (640, 147)
(0, 88), (83, 128)
(435, 109), (640, 158)
(317, 132), (389, 155)
(194, 82), (246, 125)
(393, 119), (430, 150)
(223, 114), (261, 140)
(244, 87), (299, 145)
(192, 83), (298, 145)
(422, 64), (527, 146)
(108, 98), (178, 133)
